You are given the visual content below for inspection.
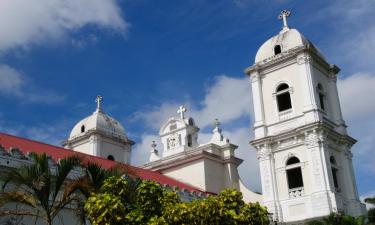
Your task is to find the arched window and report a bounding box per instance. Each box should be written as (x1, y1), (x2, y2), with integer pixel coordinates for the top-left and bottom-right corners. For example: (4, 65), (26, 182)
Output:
(317, 83), (326, 111)
(330, 156), (339, 191)
(188, 118), (195, 126)
(286, 156), (304, 197)
(107, 155), (115, 161)
(276, 83), (292, 112)
(187, 134), (193, 147)
(81, 125), (85, 133)
(274, 45), (282, 55)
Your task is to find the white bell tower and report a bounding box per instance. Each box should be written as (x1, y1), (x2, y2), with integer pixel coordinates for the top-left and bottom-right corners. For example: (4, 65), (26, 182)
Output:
(245, 10), (365, 223)
(159, 105), (199, 157)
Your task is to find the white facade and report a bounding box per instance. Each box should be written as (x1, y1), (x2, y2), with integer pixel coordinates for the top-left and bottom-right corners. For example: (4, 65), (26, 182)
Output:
(245, 11), (366, 223)
(144, 107), (262, 202)
(63, 96), (134, 164)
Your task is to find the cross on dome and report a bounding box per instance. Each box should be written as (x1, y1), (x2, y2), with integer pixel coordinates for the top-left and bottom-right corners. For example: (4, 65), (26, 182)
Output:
(177, 105), (187, 119)
(214, 118), (221, 128)
(278, 10), (291, 29)
(95, 95), (103, 112)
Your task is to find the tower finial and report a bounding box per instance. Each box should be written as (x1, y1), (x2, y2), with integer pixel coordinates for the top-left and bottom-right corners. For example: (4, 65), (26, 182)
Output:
(95, 95), (103, 112)
(151, 140), (157, 151)
(214, 118), (221, 128)
(149, 140), (160, 162)
(278, 10), (291, 30)
(177, 105), (187, 119)
(213, 118), (222, 134)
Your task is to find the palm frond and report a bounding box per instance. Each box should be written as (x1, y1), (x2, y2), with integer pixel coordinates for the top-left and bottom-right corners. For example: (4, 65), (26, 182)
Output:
(0, 190), (38, 209)
(51, 155), (81, 203)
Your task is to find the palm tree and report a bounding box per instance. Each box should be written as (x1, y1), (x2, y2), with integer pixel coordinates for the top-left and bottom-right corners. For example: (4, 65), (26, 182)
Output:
(0, 153), (84, 225)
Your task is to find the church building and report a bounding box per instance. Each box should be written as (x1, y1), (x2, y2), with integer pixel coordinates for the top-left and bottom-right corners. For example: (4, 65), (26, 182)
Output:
(0, 10), (366, 224)
(245, 10), (366, 223)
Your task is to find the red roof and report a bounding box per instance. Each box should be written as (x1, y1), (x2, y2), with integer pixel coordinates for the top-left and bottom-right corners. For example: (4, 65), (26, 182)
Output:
(0, 132), (208, 194)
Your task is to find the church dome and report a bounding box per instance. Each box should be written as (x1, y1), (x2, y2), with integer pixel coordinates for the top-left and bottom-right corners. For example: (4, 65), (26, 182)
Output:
(68, 96), (127, 140)
(255, 28), (310, 63)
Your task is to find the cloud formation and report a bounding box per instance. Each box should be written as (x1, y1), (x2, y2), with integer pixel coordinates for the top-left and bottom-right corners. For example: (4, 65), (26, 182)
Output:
(134, 75), (251, 131)
(338, 73), (375, 119)
(0, 65), (25, 96)
(0, 65), (64, 104)
(0, 0), (127, 53)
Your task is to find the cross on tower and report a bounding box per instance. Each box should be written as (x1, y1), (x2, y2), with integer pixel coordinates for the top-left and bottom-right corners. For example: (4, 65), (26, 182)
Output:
(278, 10), (291, 29)
(177, 105), (187, 119)
(151, 140), (157, 149)
(214, 118), (221, 128)
(95, 95), (103, 112)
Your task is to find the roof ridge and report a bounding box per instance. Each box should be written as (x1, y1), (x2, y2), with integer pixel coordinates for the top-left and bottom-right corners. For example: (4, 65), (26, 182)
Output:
(0, 131), (209, 194)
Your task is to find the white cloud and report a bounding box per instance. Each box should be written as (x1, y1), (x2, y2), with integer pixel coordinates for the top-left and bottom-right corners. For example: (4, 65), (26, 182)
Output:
(0, 64), (64, 104)
(0, 0), (127, 53)
(131, 134), (161, 166)
(191, 75), (252, 128)
(0, 65), (25, 96)
(134, 75), (251, 131)
(338, 73), (375, 119)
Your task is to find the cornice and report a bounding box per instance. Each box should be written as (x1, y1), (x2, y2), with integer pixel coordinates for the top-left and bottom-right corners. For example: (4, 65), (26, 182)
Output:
(143, 146), (242, 172)
(62, 129), (135, 147)
(244, 44), (340, 78)
(250, 121), (356, 148)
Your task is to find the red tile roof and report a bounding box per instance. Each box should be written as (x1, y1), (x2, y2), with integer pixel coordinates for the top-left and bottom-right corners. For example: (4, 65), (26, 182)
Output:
(0, 132), (208, 194)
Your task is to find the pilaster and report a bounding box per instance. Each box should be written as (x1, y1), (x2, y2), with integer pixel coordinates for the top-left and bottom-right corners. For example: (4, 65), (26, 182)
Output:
(297, 54), (319, 123)
(251, 71), (266, 138)
(89, 134), (101, 156)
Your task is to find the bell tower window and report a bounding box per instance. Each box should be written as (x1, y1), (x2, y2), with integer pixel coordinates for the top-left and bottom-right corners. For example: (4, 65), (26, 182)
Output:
(107, 155), (115, 161)
(187, 134), (193, 147)
(317, 83), (326, 111)
(330, 156), (340, 191)
(276, 83), (292, 112)
(81, 125), (85, 133)
(274, 45), (282, 55)
(286, 156), (304, 197)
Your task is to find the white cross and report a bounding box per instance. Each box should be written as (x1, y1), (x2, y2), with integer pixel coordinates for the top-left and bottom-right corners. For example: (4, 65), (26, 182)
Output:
(95, 95), (103, 112)
(151, 140), (158, 154)
(177, 105), (187, 119)
(214, 118), (221, 128)
(278, 10), (291, 28)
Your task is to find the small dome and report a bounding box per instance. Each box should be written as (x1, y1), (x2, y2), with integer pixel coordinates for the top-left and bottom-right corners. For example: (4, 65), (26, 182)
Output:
(69, 110), (127, 140)
(255, 28), (310, 63)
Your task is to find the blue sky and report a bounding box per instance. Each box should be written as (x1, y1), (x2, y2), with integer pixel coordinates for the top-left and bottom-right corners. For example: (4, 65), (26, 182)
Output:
(0, 0), (374, 201)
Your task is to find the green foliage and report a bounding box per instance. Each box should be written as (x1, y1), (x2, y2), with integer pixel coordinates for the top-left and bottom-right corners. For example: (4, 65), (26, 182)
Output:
(306, 220), (325, 225)
(365, 198), (375, 206)
(153, 189), (269, 225)
(307, 213), (366, 225)
(85, 176), (269, 225)
(368, 208), (375, 223)
(85, 193), (126, 225)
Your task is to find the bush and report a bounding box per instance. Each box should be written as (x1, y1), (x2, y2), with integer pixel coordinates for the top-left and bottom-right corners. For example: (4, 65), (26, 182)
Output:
(368, 208), (375, 223)
(85, 176), (269, 225)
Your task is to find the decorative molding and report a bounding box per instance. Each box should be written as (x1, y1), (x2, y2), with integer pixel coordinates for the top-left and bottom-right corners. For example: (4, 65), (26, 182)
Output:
(297, 55), (312, 65)
(10, 148), (28, 160)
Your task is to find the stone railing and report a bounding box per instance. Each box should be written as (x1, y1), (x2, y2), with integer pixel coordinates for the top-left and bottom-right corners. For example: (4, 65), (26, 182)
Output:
(289, 187), (304, 198)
